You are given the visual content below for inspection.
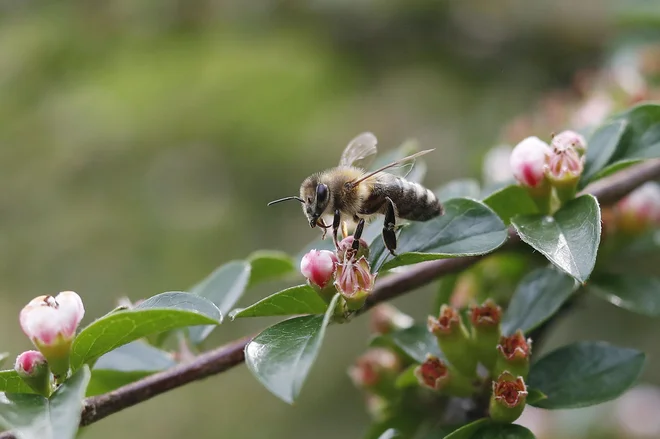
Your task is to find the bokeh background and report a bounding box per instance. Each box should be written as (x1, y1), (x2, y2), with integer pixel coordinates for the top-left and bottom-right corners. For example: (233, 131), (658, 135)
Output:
(1, 1), (659, 438)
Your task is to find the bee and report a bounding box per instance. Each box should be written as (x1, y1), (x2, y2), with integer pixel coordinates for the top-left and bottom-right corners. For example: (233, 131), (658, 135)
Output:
(268, 132), (443, 256)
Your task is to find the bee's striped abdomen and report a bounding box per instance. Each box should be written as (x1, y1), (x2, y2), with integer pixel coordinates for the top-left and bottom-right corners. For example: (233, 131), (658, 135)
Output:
(360, 175), (443, 221)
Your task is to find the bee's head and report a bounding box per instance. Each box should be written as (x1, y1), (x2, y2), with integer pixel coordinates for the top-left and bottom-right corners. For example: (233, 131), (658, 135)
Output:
(300, 176), (330, 228)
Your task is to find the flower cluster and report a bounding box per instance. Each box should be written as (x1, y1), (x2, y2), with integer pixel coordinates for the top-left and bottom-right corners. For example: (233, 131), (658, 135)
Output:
(300, 236), (377, 311)
(509, 130), (587, 211)
(11, 291), (85, 395)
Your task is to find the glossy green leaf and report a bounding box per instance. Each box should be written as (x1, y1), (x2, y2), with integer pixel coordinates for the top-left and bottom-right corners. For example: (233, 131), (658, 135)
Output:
(245, 294), (340, 404)
(0, 371), (35, 394)
(372, 325), (443, 364)
(188, 260), (251, 343)
(502, 268), (577, 335)
(580, 119), (629, 185)
(526, 388), (548, 405)
(588, 274), (660, 317)
(443, 419), (489, 439)
(87, 370), (153, 397)
(435, 179), (481, 202)
(483, 185), (539, 225)
(512, 195), (601, 283)
(395, 365), (419, 389)
(247, 250), (295, 288)
(611, 104), (660, 161)
(443, 419), (535, 439)
(70, 292), (220, 370)
(230, 284), (328, 319)
(0, 366), (91, 439)
(528, 341), (645, 409)
(370, 198), (508, 271)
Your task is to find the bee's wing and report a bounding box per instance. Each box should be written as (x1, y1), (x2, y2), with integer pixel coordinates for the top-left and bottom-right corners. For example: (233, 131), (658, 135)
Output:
(350, 149), (435, 187)
(339, 132), (378, 168)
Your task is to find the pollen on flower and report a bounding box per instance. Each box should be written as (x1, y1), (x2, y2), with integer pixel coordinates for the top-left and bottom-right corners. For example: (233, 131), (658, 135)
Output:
(497, 330), (532, 361)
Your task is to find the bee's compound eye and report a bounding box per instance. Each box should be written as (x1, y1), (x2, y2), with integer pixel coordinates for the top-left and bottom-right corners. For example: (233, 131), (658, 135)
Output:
(316, 184), (328, 202)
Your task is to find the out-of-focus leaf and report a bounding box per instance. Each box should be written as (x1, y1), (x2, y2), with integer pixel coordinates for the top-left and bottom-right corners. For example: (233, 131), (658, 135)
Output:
(502, 268), (577, 335)
(432, 274), (459, 315)
(528, 341), (645, 409)
(371, 325), (443, 364)
(87, 370), (153, 397)
(230, 284), (328, 319)
(0, 371), (35, 394)
(442, 419), (489, 439)
(247, 250), (295, 288)
(588, 274), (660, 317)
(0, 366), (90, 439)
(512, 195), (601, 283)
(245, 294), (339, 404)
(526, 388), (548, 405)
(434, 179), (481, 202)
(483, 185), (539, 225)
(580, 119), (629, 186)
(0, 354), (9, 369)
(395, 365), (419, 389)
(377, 429), (401, 439)
(443, 419), (535, 439)
(188, 261), (250, 343)
(70, 292), (220, 371)
(370, 198), (508, 271)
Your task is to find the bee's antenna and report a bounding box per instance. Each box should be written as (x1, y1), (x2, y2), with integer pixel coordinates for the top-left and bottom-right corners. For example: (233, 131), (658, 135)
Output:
(267, 196), (304, 206)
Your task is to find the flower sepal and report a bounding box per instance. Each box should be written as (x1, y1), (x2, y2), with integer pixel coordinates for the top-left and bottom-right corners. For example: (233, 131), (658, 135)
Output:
(489, 372), (528, 423)
(494, 330), (532, 379)
(469, 299), (502, 372)
(14, 351), (51, 397)
(428, 305), (477, 377)
(335, 256), (376, 311)
(414, 355), (475, 397)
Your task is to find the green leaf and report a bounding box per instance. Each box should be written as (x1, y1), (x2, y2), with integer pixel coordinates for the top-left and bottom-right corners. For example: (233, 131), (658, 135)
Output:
(432, 274), (459, 315)
(371, 325), (443, 364)
(188, 261), (251, 343)
(247, 250), (295, 288)
(528, 341), (645, 409)
(0, 371), (35, 394)
(512, 195), (601, 283)
(229, 285), (328, 319)
(435, 179), (481, 202)
(377, 429), (401, 439)
(70, 292), (220, 371)
(0, 366), (91, 439)
(87, 370), (153, 397)
(395, 365), (419, 389)
(611, 104), (660, 161)
(501, 268), (577, 335)
(245, 294), (340, 404)
(443, 419), (535, 439)
(483, 185), (539, 225)
(526, 388), (548, 405)
(443, 419), (489, 439)
(370, 198), (508, 271)
(588, 274), (660, 317)
(580, 119), (630, 185)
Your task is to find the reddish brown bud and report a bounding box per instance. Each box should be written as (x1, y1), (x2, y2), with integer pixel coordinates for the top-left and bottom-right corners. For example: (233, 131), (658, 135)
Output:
(492, 372), (528, 409)
(427, 305), (461, 336)
(495, 330), (532, 378)
(470, 299), (502, 329)
(414, 356), (449, 391)
(348, 348), (401, 392)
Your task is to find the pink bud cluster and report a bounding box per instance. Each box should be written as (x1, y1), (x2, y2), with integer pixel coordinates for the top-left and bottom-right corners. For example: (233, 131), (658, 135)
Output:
(509, 130), (587, 195)
(300, 236), (376, 310)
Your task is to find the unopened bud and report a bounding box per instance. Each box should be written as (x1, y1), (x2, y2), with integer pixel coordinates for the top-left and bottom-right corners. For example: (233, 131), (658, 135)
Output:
(19, 291), (85, 379)
(348, 348), (401, 397)
(300, 249), (338, 301)
(546, 145), (584, 203)
(428, 305), (476, 376)
(510, 137), (552, 212)
(470, 299), (502, 371)
(490, 372), (528, 423)
(335, 256), (376, 311)
(337, 236), (370, 261)
(14, 350), (51, 396)
(615, 182), (660, 234)
(414, 355), (474, 397)
(494, 330), (532, 378)
(370, 304), (414, 335)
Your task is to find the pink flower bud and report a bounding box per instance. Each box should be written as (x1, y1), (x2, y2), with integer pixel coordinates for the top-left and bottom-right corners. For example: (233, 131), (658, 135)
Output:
(470, 299), (502, 330)
(14, 350), (47, 377)
(510, 137), (551, 188)
(495, 330), (532, 378)
(14, 350), (51, 396)
(335, 256), (376, 310)
(545, 146), (584, 183)
(551, 130), (587, 155)
(348, 348), (401, 391)
(616, 182), (660, 233)
(300, 250), (338, 289)
(20, 291), (84, 346)
(19, 291), (84, 379)
(415, 355), (449, 391)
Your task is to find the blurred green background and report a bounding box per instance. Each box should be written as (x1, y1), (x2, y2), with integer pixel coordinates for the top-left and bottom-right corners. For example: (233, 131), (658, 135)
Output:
(1, 1), (659, 438)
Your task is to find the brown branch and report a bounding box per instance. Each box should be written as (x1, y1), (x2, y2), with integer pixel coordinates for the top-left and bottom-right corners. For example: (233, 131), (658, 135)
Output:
(1, 159), (659, 439)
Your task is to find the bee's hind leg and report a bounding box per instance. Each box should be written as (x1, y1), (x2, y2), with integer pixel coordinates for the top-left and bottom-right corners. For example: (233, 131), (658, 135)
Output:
(382, 197), (398, 256)
(332, 209), (341, 249)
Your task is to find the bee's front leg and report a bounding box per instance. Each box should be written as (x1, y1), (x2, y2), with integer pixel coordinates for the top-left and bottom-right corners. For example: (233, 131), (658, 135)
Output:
(382, 197), (398, 256)
(332, 209), (341, 249)
(352, 217), (365, 251)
